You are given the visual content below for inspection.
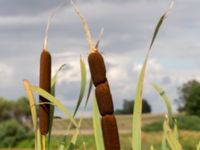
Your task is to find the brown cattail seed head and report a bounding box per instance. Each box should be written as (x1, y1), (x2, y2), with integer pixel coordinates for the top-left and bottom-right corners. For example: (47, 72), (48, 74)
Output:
(39, 49), (51, 135)
(95, 80), (113, 116)
(101, 115), (120, 150)
(88, 51), (106, 86)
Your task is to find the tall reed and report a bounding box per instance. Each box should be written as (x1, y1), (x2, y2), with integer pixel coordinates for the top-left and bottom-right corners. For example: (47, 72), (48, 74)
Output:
(70, 1), (120, 149)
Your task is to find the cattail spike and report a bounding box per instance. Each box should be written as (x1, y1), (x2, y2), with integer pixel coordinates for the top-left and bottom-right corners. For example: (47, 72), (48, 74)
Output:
(39, 50), (51, 135)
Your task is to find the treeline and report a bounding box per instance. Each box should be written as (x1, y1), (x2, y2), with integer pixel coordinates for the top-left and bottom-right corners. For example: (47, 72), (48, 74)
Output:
(0, 97), (31, 123)
(115, 99), (151, 114)
(0, 97), (33, 147)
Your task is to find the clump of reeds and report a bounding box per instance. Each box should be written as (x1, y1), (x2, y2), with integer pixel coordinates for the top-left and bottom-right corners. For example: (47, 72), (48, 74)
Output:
(23, 1), (200, 150)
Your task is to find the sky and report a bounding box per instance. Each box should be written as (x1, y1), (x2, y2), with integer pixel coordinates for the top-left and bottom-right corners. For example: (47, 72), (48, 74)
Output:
(0, 0), (199, 116)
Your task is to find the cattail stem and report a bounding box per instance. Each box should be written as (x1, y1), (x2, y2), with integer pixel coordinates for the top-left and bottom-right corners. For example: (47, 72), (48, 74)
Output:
(42, 135), (46, 150)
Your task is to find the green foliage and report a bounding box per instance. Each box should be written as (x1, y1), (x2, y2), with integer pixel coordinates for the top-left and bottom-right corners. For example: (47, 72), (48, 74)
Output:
(93, 98), (105, 150)
(143, 115), (200, 132)
(115, 99), (151, 114)
(14, 97), (31, 122)
(176, 80), (200, 116)
(0, 97), (31, 123)
(0, 119), (32, 147)
(0, 97), (13, 121)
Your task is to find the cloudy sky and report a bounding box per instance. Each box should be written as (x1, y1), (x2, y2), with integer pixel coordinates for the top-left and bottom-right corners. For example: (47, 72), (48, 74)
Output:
(0, 0), (199, 116)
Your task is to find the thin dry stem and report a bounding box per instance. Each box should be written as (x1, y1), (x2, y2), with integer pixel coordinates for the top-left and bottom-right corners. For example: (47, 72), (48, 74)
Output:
(43, 4), (66, 50)
(95, 28), (104, 49)
(70, 0), (95, 53)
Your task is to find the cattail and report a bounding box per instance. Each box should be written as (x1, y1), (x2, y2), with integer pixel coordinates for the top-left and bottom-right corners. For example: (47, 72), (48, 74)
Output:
(95, 80), (113, 116)
(88, 51), (106, 86)
(70, 1), (120, 149)
(39, 49), (51, 135)
(102, 115), (120, 150)
(88, 50), (120, 150)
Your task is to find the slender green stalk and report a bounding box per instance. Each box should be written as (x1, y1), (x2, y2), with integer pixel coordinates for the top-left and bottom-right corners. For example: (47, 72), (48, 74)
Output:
(42, 135), (46, 150)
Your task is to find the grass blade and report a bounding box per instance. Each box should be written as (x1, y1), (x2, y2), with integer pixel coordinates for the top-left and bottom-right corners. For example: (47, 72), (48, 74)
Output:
(161, 136), (170, 150)
(47, 64), (66, 150)
(93, 97), (105, 150)
(58, 136), (67, 150)
(132, 2), (174, 149)
(51, 64), (66, 96)
(163, 116), (183, 150)
(173, 119), (179, 140)
(150, 145), (156, 150)
(149, 1), (174, 50)
(66, 119), (82, 150)
(23, 80), (37, 132)
(197, 141), (200, 150)
(23, 80), (40, 150)
(73, 57), (87, 116)
(152, 83), (173, 125)
(30, 85), (78, 128)
(84, 78), (93, 109)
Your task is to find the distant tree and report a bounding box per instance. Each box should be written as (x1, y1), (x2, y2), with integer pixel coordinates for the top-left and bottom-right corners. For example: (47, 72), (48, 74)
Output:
(0, 97), (14, 121)
(115, 99), (151, 114)
(142, 99), (151, 113)
(0, 97), (31, 122)
(14, 97), (31, 123)
(176, 80), (200, 116)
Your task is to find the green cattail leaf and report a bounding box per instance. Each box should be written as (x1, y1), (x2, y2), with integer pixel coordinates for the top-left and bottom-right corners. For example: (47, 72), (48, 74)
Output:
(197, 141), (200, 150)
(84, 78), (93, 109)
(48, 64), (66, 150)
(73, 57), (87, 116)
(163, 116), (183, 150)
(59, 144), (65, 150)
(23, 80), (40, 149)
(66, 119), (82, 150)
(152, 83), (173, 125)
(150, 145), (155, 150)
(173, 119), (179, 140)
(93, 97), (105, 150)
(132, 2), (173, 149)
(149, 1), (174, 50)
(51, 64), (66, 96)
(161, 137), (170, 150)
(30, 85), (78, 128)
(58, 136), (67, 150)
(23, 80), (37, 133)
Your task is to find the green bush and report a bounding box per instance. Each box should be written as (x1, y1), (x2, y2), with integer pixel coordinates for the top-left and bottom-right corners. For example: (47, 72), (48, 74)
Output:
(0, 119), (32, 147)
(142, 115), (200, 132)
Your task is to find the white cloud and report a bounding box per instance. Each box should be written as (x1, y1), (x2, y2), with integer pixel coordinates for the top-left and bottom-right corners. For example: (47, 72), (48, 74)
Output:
(0, 62), (14, 86)
(0, 0), (200, 114)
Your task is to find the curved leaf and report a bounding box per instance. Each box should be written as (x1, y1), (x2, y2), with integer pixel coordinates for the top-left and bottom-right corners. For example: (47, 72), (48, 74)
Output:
(73, 57), (87, 116)
(163, 116), (183, 150)
(93, 97), (104, 150)
(152, 83), (173, 125)
(30, 85), (78, 128)
(132, 2), (174, 149)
